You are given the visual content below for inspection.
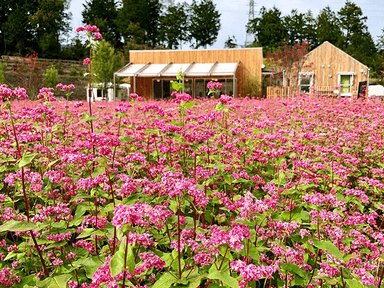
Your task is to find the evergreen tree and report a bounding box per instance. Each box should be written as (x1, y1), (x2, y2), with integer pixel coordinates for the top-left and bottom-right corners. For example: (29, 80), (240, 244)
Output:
(29, 0), (72, 58)
(224, 35), (237, 48)
(159, 2), (189, 49)
(188, 0), (221, 49)
(1, 0), (38, 55)
(117, 0), (162, 47)
(82, 0), (121, 49)
(92, 40), (123, 95)
(315, 6), (342, 46)
(246, 6), (287, 50)
(338, 1), (377, 67)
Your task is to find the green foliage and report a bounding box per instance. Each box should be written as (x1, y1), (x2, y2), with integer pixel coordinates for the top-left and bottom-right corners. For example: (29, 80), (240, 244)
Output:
(337, 0), (377, 67)
(243, 73), (261, 97)
(188, 0), (221, 49)
(82, 0), (122, 49)
(116, 0), (162, 47)
(43, 65), (59, 88)
(246, 6), (287, 50)
(29, 0), (72, 58)
(160, 2), (189, 49)
(91, 39), (123, 92)
(316, 6), (343, 46)
(0, 62), (6, 84)
(224, 35), (237, 48)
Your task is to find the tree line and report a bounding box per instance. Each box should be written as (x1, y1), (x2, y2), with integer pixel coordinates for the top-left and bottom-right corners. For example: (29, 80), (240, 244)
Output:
(245, 1), (384, 79)
(0, 0), (221, 60)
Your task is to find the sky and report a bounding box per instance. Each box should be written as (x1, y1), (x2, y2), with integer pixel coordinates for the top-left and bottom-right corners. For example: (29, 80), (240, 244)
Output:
(69, 0), (384, 50)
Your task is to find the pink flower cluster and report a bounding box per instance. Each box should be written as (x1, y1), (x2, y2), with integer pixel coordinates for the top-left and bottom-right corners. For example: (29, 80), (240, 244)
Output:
(37, 87), (55, 101)
(56, 83), (75, 90)
(0, 84), (27, 100)
(207, 81), (223, 90)
(76, 24), (102, 39)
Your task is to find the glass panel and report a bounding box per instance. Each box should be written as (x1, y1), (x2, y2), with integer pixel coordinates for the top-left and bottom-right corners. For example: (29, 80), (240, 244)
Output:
(163, 80), (171, 98)
(300, 75), (311, 85)
(195, 79), (205, 98)
(340, 85), (350, 93)
(217, 79), (225, 97)
(340, 75), (351, 94)
(153, 80), (162, 99)
(226, 79), (234, 96)
(184, 79), (193, 96)
(340, 75), (350, 85)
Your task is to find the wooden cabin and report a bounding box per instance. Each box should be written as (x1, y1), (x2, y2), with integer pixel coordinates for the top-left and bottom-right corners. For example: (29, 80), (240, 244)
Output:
(114, 48), (263, 99)
(300, 41), (369, 97)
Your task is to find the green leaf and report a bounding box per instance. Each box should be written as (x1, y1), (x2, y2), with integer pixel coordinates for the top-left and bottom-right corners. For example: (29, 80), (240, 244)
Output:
(312, 238), (343, 260)
(183, 101), (199, 109)
(280, 263), (305, 278)
(126, 244), (135, 275)
(0, 220), (36, 232)
(83, 256), (104, 279)
(120, 136), (135, 144)
(19, 153), (37, 168)
(70, 204), (88, 226)
(91, 166), (105, 178)
(346, 279), (364, 288)
(187, 274), (207, 288)
(78, 116), (99, 124)
(36, 274), (72, 288)
(77, 228), (105, 239)
(207, 266), (239, 288)
(110, 250), (125, 277)
(215, 102), (223, 111)
(171, 81), (184, 93)
(153, 272), (178, 288)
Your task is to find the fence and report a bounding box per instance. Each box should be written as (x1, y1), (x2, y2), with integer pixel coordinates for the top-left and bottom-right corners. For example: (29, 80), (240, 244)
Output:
(266, 86), (339, 99)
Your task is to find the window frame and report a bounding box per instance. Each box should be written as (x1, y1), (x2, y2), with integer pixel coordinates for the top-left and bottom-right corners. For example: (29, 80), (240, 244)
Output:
(298, 72), (314, 93)
(338, 72), (355, 96)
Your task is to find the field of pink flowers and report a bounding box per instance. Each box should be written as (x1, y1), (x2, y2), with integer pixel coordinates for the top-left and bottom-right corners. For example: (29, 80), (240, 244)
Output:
(0, 91), (384, 288)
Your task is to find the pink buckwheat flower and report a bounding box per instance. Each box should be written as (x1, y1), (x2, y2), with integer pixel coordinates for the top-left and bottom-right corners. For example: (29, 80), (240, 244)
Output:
(83, 58), (91, 65)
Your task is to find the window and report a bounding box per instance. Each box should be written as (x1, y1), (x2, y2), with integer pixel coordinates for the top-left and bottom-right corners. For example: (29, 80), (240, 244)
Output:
(299, 72), (313, 93)
(338, 73), (354, 96)
(194, 78), (235, 98)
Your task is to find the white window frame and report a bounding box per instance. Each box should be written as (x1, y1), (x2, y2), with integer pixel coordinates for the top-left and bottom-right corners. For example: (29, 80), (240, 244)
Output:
(338, 72), (355, 97)
(298, 72), (314, 93)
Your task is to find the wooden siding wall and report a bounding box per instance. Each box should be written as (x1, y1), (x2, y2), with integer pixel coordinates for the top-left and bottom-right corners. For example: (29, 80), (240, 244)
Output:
(130, 49), (263, 98)
(302, 42), (368, 94)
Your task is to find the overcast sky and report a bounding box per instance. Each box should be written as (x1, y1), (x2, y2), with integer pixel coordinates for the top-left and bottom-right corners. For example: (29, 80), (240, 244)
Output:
(69, 0), (384, 50)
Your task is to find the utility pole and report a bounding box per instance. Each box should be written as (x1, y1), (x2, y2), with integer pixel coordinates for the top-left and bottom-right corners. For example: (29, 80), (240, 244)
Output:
(244, 0), (255, 47)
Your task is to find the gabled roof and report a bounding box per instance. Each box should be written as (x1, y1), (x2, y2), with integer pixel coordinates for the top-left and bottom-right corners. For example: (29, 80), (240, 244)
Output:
(305, 41), (369, 69)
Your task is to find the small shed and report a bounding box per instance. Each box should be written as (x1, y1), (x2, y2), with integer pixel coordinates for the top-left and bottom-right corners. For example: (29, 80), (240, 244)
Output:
(300, 41), (369, 96)
(114, 48), (263, 99)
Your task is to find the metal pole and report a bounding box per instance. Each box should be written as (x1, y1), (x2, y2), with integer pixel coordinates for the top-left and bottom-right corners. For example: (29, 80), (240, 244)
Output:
(113, 74), (116, 101)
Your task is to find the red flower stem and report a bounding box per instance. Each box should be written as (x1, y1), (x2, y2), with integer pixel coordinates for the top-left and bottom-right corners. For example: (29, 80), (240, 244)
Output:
(122, 230), (129, 288)
(8, 102), (49, 277)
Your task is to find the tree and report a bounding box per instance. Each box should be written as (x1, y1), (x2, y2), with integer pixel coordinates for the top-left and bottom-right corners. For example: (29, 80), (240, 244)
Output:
(1, 0), (39, 55)
(338, 1), (377, 67)
(284, 10), (318, 49)
(159, 2), (189, 49)
(246, 6), (287, 50)
(224, 35), (237, 48)
(188, 0), (221, 49)
(117, 0), (163, 47)
(29, 0), (72, 58)
(92, 40), (123, 97)
(82, 0), (121, 49)
(266, 41), (311, 90)
(315, 6), (342, 46)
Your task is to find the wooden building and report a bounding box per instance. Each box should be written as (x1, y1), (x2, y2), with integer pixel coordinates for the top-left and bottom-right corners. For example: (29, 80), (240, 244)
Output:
(114, 48), (263, 99)
(300, 41), (369, 96)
